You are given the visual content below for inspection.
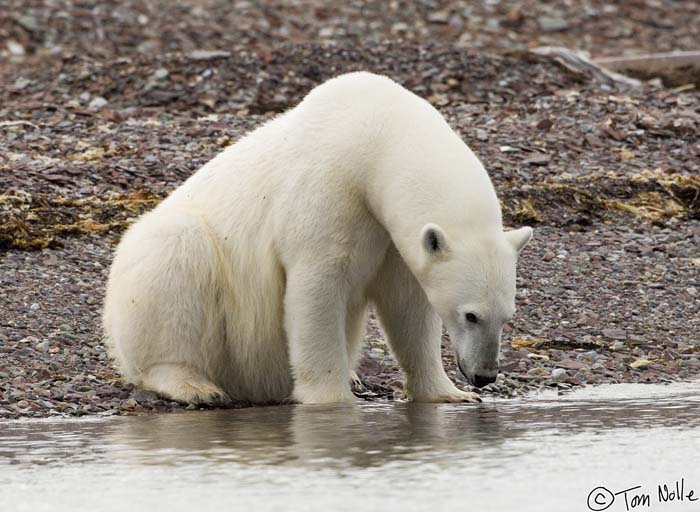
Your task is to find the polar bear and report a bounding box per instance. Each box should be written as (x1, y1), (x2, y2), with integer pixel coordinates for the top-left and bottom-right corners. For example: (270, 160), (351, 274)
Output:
(103, 72), (532, 405)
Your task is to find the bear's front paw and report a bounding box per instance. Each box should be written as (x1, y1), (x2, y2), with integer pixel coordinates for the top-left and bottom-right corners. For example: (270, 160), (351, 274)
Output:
(293, 385), (358, 404)
(410, 388), (482, 404)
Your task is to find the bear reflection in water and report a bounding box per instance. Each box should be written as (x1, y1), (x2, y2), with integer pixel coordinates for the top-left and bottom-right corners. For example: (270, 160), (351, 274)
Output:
(105, 403), (513, 468)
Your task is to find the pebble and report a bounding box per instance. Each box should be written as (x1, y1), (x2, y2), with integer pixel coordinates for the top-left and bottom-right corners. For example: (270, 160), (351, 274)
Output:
(611, 341), (625, 351)
(551, 368), (568, 381)
(14, 77), (31, 89)
(153, 68), (169, 80)
(122, 398), (139, 409)
(576, 350), (601, 363)
(630, 359), (653, 370)
(602, 328), (627, 340)
(36, 340), (49, 353)
(537, 15), (569, 32)
(88, 96), (108, 109)
(573, 371), (588, 383)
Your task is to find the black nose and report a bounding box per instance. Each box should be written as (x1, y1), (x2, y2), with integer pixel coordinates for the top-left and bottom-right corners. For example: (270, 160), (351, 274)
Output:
(473, 374), (497, 388)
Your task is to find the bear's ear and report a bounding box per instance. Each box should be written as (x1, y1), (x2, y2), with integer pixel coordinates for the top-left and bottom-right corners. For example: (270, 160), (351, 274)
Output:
(504, 226), (533, 255)
(421, 223), (450, 257)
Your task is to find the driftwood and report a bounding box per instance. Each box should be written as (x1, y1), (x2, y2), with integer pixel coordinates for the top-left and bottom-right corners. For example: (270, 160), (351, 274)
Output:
(595, 51), (700, 73)
(531, 46), (642, 90)
(533, 47), (700, 89)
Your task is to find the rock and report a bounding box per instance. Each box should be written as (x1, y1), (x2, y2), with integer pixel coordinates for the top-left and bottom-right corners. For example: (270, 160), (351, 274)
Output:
(122, 398), (139, 409)
(132, 389), (160, 402)
(551, 368), (568, 381)
(29, 303), (39, 311)
(555, 359), (587, 371)
(537, 15), (569, 32)
(576, 350), (600, 363)
(542, 250), (556, 261)
(573, 371), (588, 383)
(602, 328), (627, 340)
(524, 153), (551, 166)
(611, 341), (625, 351)
(89, 96), (108, 109)
(14, 77), (31, 90)
(35, 340), (49, 353)
(153, 68), (169, 80)
(630, 359), (653, 370)
(188, 50), (231, 61)
(427, 11), (450, 23)
(17, 15), (39, 32)
(20, 336), (39, 344)
(7, 39), (25, 56)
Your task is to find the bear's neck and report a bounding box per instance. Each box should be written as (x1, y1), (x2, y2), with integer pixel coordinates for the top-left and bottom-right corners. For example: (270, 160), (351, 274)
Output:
(365, 133), (503, 273)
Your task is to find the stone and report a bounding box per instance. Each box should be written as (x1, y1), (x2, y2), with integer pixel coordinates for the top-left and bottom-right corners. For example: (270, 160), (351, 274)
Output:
(576, 350), (600, 363)
(153, 68), (169, 80)
(537, 15), (569, 32)
(602, 328), (627, 340)
(630, 359), (653, 370)
(551, 368), (567, 381)
(88, 96), (108, 109)
(14, 77), (31, 90)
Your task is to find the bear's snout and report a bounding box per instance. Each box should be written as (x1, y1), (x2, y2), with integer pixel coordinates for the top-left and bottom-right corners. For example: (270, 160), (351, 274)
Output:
(458, 360), (498, 388)
(472, 374), (497, 388)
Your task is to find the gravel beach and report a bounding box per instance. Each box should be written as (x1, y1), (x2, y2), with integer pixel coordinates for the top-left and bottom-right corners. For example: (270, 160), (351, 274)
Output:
(1, 0), (699, 418)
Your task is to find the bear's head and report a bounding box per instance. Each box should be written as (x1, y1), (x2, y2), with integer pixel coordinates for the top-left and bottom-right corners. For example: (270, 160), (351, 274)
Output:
(417, 223), (533, 388)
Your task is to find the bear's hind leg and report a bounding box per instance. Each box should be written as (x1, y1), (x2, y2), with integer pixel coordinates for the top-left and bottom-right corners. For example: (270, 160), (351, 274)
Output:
(141, 363), (231, 405)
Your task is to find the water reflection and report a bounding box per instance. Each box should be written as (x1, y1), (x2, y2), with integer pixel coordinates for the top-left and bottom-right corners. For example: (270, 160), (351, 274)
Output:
(0, 383), (698, 471)
(104, 403), (516, 468)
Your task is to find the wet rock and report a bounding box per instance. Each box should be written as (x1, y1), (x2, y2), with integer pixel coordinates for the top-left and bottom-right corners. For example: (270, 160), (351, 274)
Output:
(122, 398), (139, 410)
(132, 389), (160, 402)
(551, 368), (568, 381)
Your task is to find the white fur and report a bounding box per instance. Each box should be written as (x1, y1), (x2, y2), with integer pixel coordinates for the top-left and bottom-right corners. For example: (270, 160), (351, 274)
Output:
(103, 72), (531, 405)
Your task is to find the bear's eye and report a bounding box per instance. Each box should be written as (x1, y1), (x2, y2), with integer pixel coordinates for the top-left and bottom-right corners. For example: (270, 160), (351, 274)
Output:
(465, 312), (479, 324)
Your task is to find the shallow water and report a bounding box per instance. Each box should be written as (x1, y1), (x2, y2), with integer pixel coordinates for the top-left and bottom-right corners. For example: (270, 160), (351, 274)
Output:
(1, 383), (699, 512)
